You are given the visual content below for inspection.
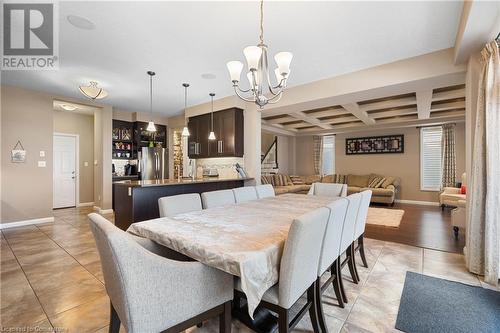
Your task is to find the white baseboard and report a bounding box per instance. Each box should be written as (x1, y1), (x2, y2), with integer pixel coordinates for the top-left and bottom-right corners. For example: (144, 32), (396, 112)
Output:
(0, 217), (54, 229)
(78, 202), (94, 207)
(93, 206), (114, 214)
(395, 199), (440, 206)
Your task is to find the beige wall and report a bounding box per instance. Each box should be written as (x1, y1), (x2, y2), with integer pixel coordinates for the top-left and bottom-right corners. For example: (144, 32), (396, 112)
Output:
(1, 86), (54, 223)
(334, 124), (465, 202)
(295, 136), (315, 175)
(53, 111), (94, 204)
(261, 131), (296, 175)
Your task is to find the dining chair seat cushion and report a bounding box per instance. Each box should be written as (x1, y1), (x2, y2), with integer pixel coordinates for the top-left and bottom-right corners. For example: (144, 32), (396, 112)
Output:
(158, 193), (202, 217)
(255, 184), (275, 199)
(307, 183), (347, 197)
(201, 189), (236, 209)
(233, 187), (258, 203)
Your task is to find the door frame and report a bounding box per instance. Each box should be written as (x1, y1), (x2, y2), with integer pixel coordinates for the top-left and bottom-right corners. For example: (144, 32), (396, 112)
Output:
(53, 132), (80, 208)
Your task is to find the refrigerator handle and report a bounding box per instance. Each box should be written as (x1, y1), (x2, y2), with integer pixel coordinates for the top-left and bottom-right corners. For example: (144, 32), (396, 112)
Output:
(155, 152), (160, 179)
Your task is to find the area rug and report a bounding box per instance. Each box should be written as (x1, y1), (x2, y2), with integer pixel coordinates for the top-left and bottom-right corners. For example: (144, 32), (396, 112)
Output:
(366, 207), (404, 228)
(395, 271), (500, 333)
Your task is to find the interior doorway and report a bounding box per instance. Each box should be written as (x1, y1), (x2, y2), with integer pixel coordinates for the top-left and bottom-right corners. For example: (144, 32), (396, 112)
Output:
(53, 133), (79, 208)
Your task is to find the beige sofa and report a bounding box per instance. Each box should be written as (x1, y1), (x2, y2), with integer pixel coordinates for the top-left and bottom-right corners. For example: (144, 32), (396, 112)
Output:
(262, 173), (399, 204)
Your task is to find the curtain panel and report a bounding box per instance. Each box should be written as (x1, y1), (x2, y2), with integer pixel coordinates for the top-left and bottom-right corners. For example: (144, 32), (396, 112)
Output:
(441, 123), (456, 188)
(466, 41), (500, 285)
(313, 136), (323, 175)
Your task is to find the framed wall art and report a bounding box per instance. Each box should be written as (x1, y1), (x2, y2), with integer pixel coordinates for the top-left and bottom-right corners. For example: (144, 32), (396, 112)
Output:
(345, 134), (404, 155)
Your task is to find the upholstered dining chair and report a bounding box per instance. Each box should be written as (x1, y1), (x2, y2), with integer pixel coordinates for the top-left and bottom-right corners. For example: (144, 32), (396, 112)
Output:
(255, 184), (275, 199)
(350, 190), (372, 283)
(88, 213), (233, 333)
(336, 193), (363, 304)
(234, 207), (330, 333)
(307, 183), (347, 197)
(232, 187), (258, 203)
(201, 189), (236, 209)
(315, 197), (349, 332)
(158, 193), (202, 217)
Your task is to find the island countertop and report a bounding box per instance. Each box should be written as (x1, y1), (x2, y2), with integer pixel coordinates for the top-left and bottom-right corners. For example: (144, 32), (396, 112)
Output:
(113, 176), (253, 188)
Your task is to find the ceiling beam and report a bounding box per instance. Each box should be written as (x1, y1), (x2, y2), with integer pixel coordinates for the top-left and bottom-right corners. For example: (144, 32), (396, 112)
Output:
(340, 103), (375, 125)
(432, 88), (465, 102)
(370, 107), (418, 119)
(416, 90), (432, 119)
(263, 116), (297, 125)
(261, 121), (297, 136)
(290, 111), (333, 129)
(359, 96), (416, 113)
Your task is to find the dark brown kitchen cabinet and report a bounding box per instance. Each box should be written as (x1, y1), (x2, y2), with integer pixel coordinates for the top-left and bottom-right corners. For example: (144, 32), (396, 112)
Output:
(188, 107), (243, 159)
(187, 113), (211, 158)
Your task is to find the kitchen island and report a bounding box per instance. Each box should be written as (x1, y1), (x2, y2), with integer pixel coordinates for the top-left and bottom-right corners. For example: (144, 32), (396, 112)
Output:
(112, 177), (252, 230)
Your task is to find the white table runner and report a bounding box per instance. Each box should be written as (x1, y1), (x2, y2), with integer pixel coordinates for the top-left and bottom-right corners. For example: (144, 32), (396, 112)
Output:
(127, 193), (337, 317)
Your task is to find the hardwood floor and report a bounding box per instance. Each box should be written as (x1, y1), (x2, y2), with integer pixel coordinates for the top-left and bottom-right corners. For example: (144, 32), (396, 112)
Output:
(365, 203), (465, 253)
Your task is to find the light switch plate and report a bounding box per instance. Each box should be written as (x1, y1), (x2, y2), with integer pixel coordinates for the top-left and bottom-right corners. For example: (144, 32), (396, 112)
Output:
(39, 151), (45, 157)
(38, 161), (46, 167)
(84, 161), (89, 167)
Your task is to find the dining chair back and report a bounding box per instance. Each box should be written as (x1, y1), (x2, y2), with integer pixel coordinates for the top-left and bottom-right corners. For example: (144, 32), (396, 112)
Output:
(339, 193), (362, 254)
(233, 187), (258, 203)
(307, 183), (347, 197)
(354, 190), (372, 239)
(88, 213), (233, 333)
(158, 193), (202, 217)
(278, 207), (330, 308)
(255, 184), (275, 199)
(201, 189), (236, 209)
(317, 198), (349, 276)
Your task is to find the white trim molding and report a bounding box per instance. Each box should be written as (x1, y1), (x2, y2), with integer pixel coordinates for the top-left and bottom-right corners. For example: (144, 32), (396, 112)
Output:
(78, 202), (95, 207)
(0, 217), (54, 229)
(93, 206), (114, 215)
(395, 199), (440, 206)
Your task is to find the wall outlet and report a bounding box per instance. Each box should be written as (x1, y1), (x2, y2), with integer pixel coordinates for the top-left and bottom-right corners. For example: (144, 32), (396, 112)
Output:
(38, 161), (46, 167)
(84, 161), (89, 167)
(39, 151), (45, 157)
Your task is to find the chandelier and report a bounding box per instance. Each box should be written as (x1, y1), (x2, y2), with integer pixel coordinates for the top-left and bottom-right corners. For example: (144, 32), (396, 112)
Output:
(226, 0), (292, 108)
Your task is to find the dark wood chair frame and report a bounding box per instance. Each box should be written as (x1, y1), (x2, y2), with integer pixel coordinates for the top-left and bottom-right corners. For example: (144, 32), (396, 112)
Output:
(233, 281), (322, 333)
(109, 300), (232, 333)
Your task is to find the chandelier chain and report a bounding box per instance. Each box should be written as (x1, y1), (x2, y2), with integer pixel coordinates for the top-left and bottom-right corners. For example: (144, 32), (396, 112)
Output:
(259, 0), (264, 44)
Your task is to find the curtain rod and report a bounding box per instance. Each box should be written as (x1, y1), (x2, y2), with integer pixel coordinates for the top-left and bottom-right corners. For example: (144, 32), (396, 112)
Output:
(416, 123), (456, 129)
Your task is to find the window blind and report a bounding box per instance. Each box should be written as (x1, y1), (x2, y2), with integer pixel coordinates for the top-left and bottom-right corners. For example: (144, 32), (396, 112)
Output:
(420, 126), (443, 191)
(322, 135), (335, 175)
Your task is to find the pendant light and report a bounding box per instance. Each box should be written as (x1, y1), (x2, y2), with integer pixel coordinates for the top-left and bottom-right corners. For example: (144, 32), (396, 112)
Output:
(79, 81), (108, 100)
(208, 93), (216, 140)
(146, 71), (156, 132)
(181, 83), (190, 137)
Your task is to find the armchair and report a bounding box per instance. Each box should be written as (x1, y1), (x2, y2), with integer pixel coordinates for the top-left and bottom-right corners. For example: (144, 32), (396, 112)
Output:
(439, 173), (466, 210)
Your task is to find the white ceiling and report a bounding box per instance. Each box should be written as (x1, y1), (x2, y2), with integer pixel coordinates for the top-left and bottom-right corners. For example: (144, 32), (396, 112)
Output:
(2, 1), (463, 117)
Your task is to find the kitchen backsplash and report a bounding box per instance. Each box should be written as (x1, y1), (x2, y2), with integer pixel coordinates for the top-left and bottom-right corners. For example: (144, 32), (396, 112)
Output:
(194, 157), (244, 178)
(112, 159), (137, 176)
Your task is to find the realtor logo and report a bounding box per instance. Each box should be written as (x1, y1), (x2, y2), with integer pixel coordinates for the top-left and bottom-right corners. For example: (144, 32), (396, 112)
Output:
(2, 2), (59, 70)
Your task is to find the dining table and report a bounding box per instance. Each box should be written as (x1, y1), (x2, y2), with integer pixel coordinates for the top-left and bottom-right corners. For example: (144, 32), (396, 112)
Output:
(127, 193), (339, 330)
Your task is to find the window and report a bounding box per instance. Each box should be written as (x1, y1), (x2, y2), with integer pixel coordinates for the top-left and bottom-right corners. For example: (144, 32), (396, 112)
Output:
(420, 126), (443, 191)
(322, 135), (335, 175)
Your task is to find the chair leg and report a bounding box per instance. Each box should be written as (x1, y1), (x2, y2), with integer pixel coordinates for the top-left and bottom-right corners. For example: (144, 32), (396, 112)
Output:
(219, 301), (232, 333)
(358, 235), (368, 268)
(347, 244), (359, 284)
(315, 277), (329, 333)
(307, 282), (322, 333)
(331, 261), (345, 308)
(278, 308), (289, 333)
(453, 226), (459, 240)
(109, 302), (120, 333)
(336, 259), (348, 303)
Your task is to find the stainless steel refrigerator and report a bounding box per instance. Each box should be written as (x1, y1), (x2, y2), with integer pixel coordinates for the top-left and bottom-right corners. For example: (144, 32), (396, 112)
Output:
(139, 147), (168, 180)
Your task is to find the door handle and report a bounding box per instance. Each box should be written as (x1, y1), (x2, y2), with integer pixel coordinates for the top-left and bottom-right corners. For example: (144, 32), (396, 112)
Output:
(220, 140), (223, 153)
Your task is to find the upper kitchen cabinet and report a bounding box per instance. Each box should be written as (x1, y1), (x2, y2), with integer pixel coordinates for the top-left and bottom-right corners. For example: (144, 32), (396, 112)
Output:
(133, 121), (167, 158)
(188, 107), (244, 159)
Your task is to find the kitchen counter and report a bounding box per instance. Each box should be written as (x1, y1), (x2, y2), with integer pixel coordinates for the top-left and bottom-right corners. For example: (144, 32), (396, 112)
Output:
(112, 175), (139, 181)
(113, 176), (253, 230)
(113, 176), (253, 188)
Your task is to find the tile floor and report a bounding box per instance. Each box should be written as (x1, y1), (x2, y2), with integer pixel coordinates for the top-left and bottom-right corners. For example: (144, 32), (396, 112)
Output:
(1, 207), (493, 333)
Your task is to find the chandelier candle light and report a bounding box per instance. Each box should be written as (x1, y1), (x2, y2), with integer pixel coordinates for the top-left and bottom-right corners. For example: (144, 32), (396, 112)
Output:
(208, 93), (216, 140)
(226, 0), (292, 108)
(181, 83), (190, 137)
(146, 71), (156, 132)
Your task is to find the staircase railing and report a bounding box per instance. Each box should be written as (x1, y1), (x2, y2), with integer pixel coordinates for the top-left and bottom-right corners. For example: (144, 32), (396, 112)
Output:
(261, 136), (278, 169)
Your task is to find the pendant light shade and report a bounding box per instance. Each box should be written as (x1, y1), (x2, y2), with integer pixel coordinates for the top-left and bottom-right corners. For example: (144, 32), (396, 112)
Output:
(182, 83), (190, 137)
(208, 93), (216, 141)
(146, 71), (156, 132)
(79, 81), (108, 100)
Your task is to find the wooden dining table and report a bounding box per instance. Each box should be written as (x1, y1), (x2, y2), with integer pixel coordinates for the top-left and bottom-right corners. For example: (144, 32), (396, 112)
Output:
(127, 193), (338, 324)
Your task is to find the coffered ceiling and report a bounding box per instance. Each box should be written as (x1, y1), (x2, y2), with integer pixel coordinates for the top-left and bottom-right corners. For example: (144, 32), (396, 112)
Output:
(262, 84), (465, 135)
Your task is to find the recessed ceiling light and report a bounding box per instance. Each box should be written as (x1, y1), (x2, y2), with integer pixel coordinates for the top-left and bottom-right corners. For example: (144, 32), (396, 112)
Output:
(61, 104), (77, 111)
(201, 73), (216, 80)
(67, 15), (95, 30)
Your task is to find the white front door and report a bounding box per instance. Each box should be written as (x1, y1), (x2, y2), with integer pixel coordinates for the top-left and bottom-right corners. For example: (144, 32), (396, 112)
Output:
(53, 134), (77, 208)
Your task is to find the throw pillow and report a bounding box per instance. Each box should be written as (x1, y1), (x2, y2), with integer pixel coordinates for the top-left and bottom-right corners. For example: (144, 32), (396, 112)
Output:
(368, 177), (381, 188)
(285, 175), (294, 186)
(460, 185), (466, 194)
(322, 174), (334, 183)
(381, 176), (395, 188)
(261, 176), (269, 185)
(273, 174), (289, 187)
(334, 174), (347, 184)
(289, 175), (305, 185)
